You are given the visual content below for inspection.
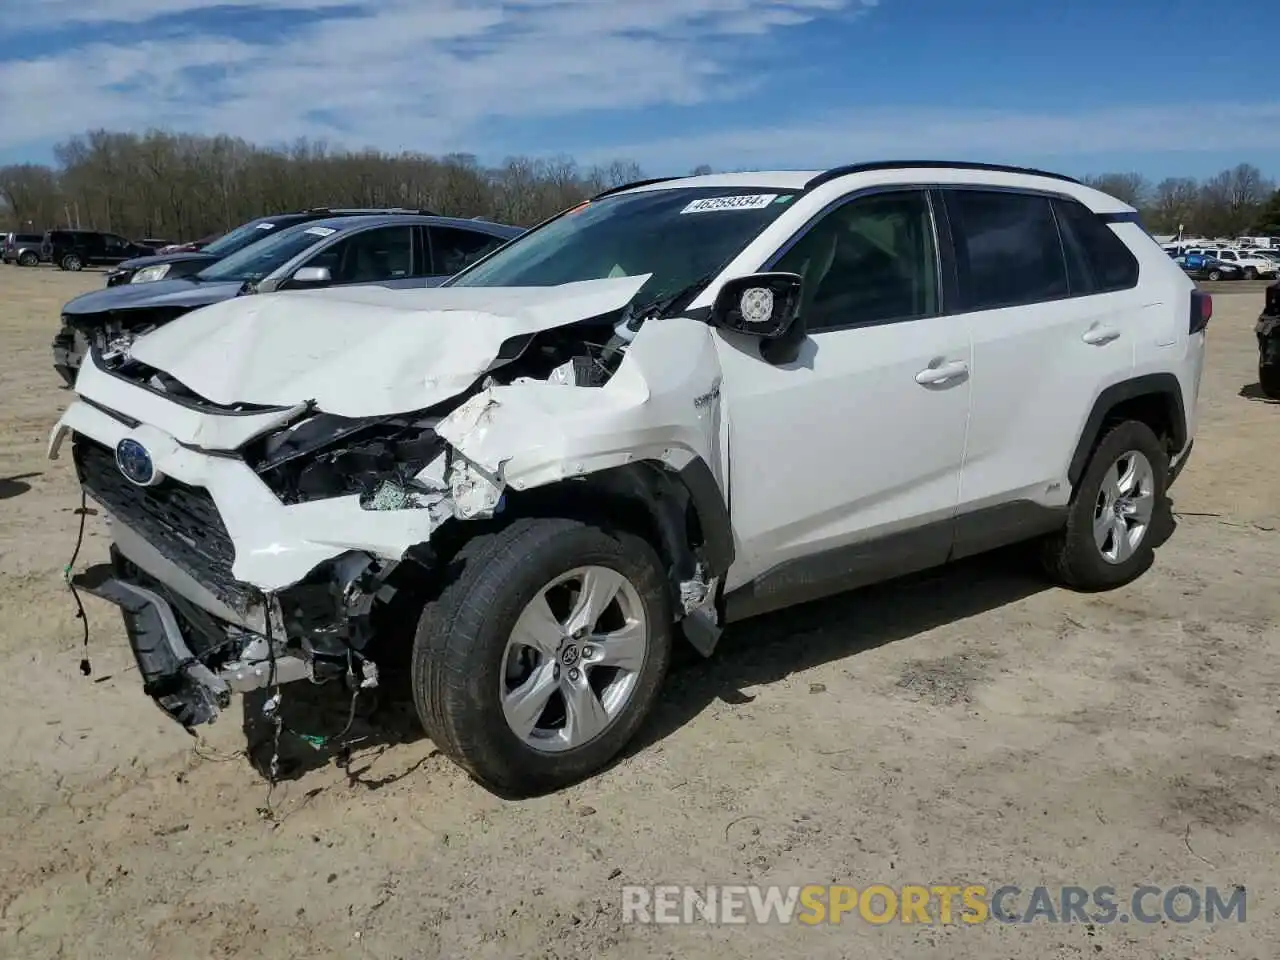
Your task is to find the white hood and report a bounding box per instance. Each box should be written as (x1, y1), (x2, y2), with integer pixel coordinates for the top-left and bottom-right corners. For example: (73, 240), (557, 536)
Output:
(127, 275), (651, 417)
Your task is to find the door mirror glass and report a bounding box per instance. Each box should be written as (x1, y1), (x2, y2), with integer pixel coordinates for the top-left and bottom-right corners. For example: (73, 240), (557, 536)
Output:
(292, 265), (332, 284)
(709, 272), (803, 338)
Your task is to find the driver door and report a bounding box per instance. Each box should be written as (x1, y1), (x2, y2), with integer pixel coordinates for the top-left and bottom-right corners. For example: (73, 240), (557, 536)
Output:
(715, 188), (972, 615)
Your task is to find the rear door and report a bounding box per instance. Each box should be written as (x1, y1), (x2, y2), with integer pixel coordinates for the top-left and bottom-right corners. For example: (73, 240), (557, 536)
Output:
(943, 187), (1136, 553)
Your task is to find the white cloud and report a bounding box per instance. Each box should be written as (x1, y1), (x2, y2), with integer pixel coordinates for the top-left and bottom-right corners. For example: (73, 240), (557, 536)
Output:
(0, 0), (876, 155)
(0, 0), (1276, 176)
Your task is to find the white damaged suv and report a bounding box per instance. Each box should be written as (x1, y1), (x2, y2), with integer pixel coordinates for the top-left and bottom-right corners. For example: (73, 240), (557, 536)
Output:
(50, 162), (1207, 795)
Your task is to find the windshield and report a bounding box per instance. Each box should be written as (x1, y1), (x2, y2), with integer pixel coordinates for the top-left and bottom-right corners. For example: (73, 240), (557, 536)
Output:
(201, 218), (289, 257)
(445, 186), (802, 305)
(196, 222), (337, 282)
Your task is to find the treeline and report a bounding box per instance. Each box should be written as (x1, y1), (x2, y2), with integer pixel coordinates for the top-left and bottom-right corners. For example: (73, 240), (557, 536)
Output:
(1, 128), (1279, 241)
(1082, 166), (1279, 237)
(0, 129), (655, 239)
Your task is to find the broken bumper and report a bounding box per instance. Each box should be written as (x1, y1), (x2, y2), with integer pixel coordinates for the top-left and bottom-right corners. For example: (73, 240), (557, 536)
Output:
(48, 359), (444, 726)
(83, 546), (310, 727)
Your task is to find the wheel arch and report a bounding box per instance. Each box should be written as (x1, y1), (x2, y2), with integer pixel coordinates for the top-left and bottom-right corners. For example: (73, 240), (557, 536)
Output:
(1067, 373), (1187, 489)
(410, 458), (734, 657)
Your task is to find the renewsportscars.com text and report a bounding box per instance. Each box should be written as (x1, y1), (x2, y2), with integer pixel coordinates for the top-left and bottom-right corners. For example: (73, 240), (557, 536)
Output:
(621, 884), (1247, 925)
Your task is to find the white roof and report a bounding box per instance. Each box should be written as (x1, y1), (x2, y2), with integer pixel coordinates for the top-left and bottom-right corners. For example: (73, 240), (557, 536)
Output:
(617, 165), (1135, 214)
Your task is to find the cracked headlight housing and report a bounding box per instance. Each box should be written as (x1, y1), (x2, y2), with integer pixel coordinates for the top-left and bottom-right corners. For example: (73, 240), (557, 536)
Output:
(245, 413), (446, 506)
(131, 264), (172, 283)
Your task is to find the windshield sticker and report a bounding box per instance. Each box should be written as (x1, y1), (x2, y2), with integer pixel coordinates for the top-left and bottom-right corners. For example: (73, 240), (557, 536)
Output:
(304, 226), (336, 237)
(681, 194), (778, 214)
(256, 222), (274, 230)
(774, 195), (794, 204)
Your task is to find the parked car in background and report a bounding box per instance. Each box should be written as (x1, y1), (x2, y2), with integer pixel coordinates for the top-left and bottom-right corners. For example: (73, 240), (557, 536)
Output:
(1182, 247), (1278, 279)
(42, 230), (158, 271)
(1257, 281), (1280, 398)
(157, 233), (221, 254)
(105, 209), (440, 286)
(1175, 253), (1243, 281)
(2, 232), (45, 266)
(52, 213), (522, 384)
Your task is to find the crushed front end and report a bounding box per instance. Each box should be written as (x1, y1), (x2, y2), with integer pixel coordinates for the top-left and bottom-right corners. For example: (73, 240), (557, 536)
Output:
(50, 355), (456, 729)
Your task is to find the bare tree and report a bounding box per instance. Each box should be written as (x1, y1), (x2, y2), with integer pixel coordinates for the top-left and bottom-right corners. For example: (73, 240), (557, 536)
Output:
(1082, 172), (1151, 208)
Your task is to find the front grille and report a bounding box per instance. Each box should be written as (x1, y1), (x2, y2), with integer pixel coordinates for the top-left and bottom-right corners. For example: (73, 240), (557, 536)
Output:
(72, 435), (258, 613)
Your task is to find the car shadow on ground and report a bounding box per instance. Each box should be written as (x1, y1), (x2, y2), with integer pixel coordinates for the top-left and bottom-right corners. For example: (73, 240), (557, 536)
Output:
(627, 548), (1049, 759)
(0, 472), (40, 500)
(240, 547), (1050, 787)
(1239, 382), (1279, 404)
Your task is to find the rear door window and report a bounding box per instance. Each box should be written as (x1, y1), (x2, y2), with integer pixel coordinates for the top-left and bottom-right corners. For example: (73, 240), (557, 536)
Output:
(943, 189), (1068, 310)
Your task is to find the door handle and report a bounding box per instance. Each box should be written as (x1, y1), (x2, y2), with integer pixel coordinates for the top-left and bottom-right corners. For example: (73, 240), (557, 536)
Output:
(914, 360), (969, 385)
(1082, 326), (1121, 345)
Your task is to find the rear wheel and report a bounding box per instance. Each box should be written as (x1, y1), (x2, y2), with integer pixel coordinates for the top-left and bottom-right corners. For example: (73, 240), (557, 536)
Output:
(1260, 361), (1280, 400)
(18, 251), (38, 267)
(60, 254), (82, 271)
(1040, 421), (1170, 591)
(412, 517), (673, 796)
(1207, 269), (1222, 281)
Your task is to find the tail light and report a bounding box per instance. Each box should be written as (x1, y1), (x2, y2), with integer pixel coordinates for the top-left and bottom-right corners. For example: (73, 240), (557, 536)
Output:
(1190, 290), (1212, 334)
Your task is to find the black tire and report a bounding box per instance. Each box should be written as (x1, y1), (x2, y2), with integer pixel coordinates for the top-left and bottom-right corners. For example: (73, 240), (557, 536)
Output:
(412, 517), (673, 796)
(18, 251), (38, 267)
(1260, 361), (1280, 400)
(1244, 267), (1259, 280)
(1208, 269), (1222, 281)
(1040, 420), (1170, 591)
(61, 254), (82, 271)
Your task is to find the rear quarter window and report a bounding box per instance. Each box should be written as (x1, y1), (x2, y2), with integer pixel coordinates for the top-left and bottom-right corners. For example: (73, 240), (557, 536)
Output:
(1051, 199), (1140, 293)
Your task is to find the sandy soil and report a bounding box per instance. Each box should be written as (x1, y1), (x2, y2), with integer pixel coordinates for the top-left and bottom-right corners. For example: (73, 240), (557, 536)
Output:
(0, 265), (1276, 959)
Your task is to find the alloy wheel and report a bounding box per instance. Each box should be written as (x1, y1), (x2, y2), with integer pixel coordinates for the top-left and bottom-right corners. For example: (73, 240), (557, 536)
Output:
(500, 565), (648, 753)
(1093, 450), (1156, 565)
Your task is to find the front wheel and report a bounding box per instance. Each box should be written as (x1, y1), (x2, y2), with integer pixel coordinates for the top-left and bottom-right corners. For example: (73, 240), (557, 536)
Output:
(1244, 267), (1259, 280)
(1040, 421), (1170, 591)
(412, 517), (673, 796)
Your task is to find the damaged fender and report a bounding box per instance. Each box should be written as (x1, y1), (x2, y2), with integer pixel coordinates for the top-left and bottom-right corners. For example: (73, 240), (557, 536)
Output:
(435, 315), (732, 646)
(437, 315), (727, 493)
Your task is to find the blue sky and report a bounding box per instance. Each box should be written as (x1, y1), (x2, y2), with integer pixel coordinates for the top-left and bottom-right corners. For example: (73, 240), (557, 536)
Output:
(1, 0), (1278, 182)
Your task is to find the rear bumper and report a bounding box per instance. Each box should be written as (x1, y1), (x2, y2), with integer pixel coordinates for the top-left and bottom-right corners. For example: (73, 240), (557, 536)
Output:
(1257, 312), (1280, 362)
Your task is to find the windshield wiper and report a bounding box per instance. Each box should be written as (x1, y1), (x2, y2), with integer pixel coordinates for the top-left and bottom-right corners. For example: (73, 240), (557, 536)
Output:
(627, 270), (718, 324)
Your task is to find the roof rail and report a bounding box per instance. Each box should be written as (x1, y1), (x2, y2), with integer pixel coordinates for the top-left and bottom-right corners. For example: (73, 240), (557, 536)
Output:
(805, 160), (1082, 191)
(590, 176), (682, 201)
(304, 206), (439, 216)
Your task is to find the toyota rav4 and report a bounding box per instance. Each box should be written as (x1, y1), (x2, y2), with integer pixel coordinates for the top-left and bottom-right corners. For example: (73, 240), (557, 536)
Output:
(49, 162), (1207, 796)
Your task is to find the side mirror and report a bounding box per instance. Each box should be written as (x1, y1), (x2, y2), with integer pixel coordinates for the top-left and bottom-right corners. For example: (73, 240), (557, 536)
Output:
(709, 272), (803, 339)
(291, 265), (332, 284)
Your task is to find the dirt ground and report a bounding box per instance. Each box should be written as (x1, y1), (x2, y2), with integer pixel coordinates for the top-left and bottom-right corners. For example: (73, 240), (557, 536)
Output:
(0, 265), (1276, 960)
